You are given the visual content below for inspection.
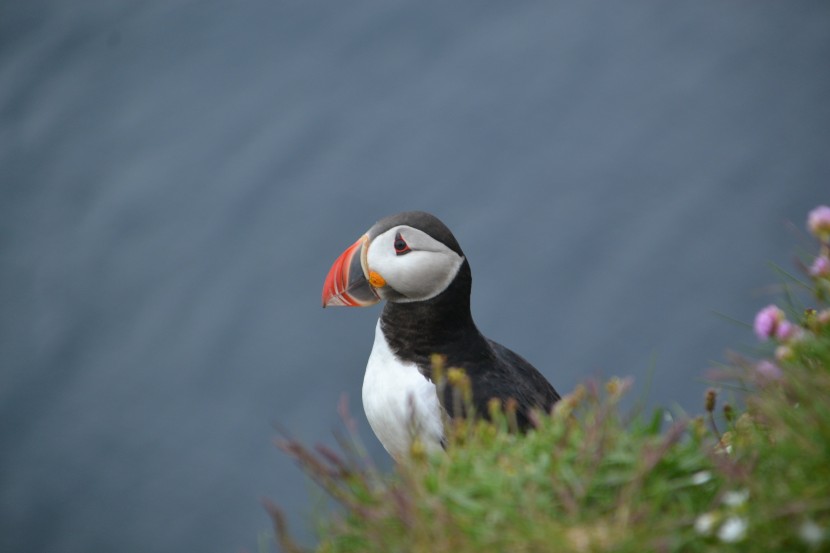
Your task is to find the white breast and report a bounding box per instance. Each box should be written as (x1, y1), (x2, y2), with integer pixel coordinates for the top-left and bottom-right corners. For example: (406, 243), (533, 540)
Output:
(362, 320), (445, 460)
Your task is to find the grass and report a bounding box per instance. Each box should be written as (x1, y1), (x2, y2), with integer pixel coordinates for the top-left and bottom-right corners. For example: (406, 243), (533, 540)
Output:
(266, 212), (830, 553)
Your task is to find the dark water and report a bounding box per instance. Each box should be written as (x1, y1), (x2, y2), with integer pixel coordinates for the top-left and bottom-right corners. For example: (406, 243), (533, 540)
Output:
(2, 1), (828, 551)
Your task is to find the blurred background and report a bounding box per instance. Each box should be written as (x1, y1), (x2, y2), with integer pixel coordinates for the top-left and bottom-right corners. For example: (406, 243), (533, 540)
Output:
(1, 1), (828, 551)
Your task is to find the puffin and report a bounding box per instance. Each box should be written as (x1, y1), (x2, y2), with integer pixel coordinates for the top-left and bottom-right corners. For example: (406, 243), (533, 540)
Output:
(321, 211), (560, 460)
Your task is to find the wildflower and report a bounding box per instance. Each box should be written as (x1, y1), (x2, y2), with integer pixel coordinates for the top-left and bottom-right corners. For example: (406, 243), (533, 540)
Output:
(446, 367), (469, 389)
(554, 385), (585, 418)
(718, 516), (748, 543)
(818, 309), (830, 325)
(694, 512), (717, 535)
(807, 205), (830, 241)
(605, 376), (631, 398)
(775, 345), (794, 362)
(691, 470), (712, 485)
(774, 319), (801, 342)
(810, 255), (830, 277)
(691, 417), (707, 440)
(799, 520), (825, 547)
(753, 305), (785, 341)
(409, 437), (427, 460)
(756, 360), (783, 381)
(722, 489), (749, 507)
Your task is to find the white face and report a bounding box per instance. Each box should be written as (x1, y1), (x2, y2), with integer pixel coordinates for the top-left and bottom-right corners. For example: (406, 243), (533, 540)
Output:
(366, 225), (465, 302)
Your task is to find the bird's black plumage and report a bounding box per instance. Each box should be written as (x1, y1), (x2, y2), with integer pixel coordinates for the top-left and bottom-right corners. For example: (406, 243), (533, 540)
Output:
(377, 216), (560, 429)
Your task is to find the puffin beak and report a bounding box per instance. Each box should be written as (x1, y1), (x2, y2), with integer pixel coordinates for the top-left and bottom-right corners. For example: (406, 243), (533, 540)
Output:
(322, 235), (381, 308)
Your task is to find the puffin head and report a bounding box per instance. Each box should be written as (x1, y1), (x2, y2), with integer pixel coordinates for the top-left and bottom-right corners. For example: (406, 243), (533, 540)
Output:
(322, 211), (466, 307)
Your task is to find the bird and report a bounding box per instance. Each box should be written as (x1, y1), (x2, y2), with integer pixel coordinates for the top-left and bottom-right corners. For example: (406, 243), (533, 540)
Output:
(321, 211), (560, 460)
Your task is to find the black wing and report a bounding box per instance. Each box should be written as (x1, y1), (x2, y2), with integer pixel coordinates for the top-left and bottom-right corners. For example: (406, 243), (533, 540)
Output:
(438, 338), (560, 431)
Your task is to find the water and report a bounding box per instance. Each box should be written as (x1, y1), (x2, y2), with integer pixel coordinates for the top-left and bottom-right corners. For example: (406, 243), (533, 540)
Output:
(1, 1), (828, 551)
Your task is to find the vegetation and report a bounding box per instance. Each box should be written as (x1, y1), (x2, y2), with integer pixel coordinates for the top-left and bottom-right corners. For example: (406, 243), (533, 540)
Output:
(266, 206), (830, 553)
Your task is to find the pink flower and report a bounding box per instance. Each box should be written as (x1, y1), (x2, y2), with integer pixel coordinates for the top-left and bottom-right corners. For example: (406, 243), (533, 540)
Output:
(807, 205), (830, 240)
(753, 305), (785, 341)
(756, 360), (783, 381)
(809, 255), (830, 277)
(774, 320), (800, 341)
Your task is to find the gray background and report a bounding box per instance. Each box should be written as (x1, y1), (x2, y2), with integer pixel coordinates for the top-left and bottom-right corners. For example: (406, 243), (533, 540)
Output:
(2, 1), (828, 552)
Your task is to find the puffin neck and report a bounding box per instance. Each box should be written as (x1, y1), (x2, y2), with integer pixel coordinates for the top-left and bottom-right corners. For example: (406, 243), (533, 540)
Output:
(379, 260), (486, 368)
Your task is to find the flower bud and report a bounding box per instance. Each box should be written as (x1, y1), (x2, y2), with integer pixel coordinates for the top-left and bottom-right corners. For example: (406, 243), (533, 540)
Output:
(705, 388), (717, 413)
(723, 403), (734, 423)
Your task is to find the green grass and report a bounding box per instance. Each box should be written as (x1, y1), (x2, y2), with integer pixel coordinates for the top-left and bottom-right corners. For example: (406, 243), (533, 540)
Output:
(267, 217), (830, 553)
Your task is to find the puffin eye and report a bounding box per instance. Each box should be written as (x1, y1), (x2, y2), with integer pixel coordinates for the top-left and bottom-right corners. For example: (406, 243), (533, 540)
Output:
(393, 232), (411, 255)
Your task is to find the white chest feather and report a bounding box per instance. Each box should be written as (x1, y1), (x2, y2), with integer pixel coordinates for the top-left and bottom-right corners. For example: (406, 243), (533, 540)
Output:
(362, 320), (445, 460)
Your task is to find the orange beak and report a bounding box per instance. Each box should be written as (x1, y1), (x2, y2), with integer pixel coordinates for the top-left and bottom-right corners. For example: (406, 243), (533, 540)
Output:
(322, 235), (381, 308)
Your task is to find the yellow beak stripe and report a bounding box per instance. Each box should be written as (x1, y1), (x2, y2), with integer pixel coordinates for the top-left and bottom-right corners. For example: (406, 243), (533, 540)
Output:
(368, 271), (386, 288)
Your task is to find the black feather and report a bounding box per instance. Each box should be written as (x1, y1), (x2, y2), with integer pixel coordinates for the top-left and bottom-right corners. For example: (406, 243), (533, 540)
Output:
(380, 255), (560, 430)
